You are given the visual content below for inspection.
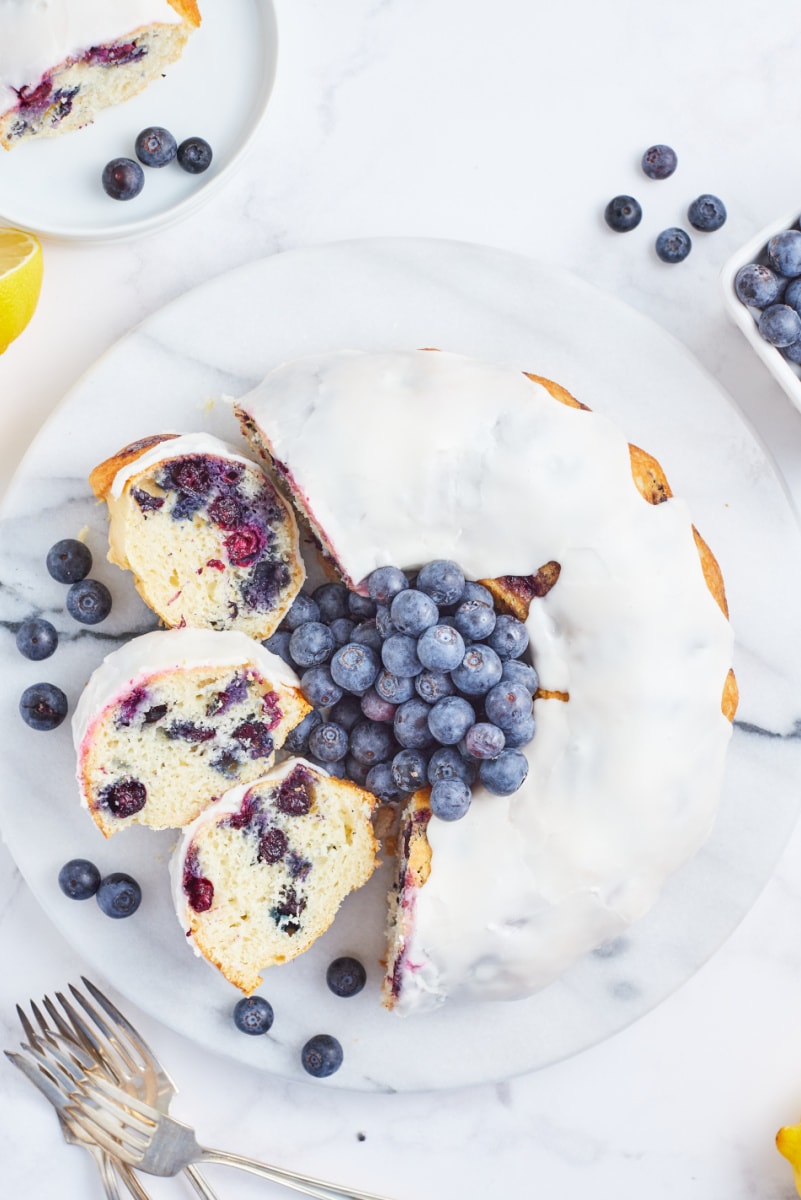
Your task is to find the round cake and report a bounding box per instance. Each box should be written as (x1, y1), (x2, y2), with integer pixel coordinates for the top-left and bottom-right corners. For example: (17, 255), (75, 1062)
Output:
(233, 348), (737, 1014)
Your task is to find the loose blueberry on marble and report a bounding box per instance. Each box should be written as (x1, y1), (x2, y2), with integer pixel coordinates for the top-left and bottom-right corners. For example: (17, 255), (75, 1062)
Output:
(16, 617), (58, 660)
(365, 566), (408, 605)
(390, 589), (438, 636)
(734, 263), (784, 308)
(427, 695), (475, 745)
(381, 634), (422, 677)
(391, 748), (429, 793)
(417, 623), (465, 671)
(641, 144), (677, 180)
(349, 719), (397, 766)
(485, 682), (533, 729)
(134, 125), (177, 167)
(501, 659), (539, 694)
(282, 709), (322, 755)
(604, 195), (643, 232)
(451, 644), (503, 695)
(177, 136), (213, 174)
(329, 694), (363, 732)
(102, 157), (145, 200)
(488, 615), (529, 661)
(758, 304), (801, 347)
(687, 194), (727, 232)
(428, 746), (476, 786)
(283, 592), (321, 630)
(58, 858), (101, 900)
(463, 722), (505, 760)
(480, 749), (530, 795)
(394, 698), (437, 750)
(289, 621), (335, 668)
(301, 665), (343, 708)
(308, 722), (349, 763)
(301, 1033), (343, 1078)
(430, 778), (472, 821)
(360, 688), (397, 723)
(326, 956), (367, 998)
(66, 579), (112, 625)
(96, 873), (142, 919)
(330, 642), (380, 693)
(768, 230), (801, 278)
(313, 582), (350, 623)
(20, 682), (68, 731)
(415, 669), (454, 704)
(375, 668), (416, 704)
(46, 538), (92, 583)
(655, 227), (691, 264)
(454, 598), (496, 641)
(416, 560), (466, 607)
(365, 760), (401, 801)
(233, 995), (274, 1035)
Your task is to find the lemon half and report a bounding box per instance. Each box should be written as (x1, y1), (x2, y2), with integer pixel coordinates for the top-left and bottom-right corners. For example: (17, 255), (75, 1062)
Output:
(0, 228), (43, 354)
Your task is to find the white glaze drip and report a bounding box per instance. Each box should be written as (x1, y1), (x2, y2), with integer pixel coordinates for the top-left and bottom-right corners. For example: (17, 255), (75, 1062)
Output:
(237, 349), (734, 1012)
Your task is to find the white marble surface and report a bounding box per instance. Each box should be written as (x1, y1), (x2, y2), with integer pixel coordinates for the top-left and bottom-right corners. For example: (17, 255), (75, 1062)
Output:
(4, 0), (801, 1195)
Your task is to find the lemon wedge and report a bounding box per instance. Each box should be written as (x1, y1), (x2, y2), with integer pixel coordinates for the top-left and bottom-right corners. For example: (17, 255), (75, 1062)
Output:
(0, 228), (43, 354)
(777, 1122), (801, 1194)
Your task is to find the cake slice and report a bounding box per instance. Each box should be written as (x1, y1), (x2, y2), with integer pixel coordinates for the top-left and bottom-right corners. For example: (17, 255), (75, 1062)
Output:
(90, 433), (305, 641)
(73, 629), (310, 837)
(171, 760), (378, 994)
(0, 0), (201, 151)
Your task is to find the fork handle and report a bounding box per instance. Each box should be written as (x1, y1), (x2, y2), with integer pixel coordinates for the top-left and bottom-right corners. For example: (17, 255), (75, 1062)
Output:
(198, 1148), (391, 1200)
(184, 1165), (222, 1200)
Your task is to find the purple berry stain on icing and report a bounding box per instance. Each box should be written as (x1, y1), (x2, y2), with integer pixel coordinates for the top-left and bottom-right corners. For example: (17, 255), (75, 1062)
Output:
(101, 778), (147, 819)
(274, 765), (314, 816)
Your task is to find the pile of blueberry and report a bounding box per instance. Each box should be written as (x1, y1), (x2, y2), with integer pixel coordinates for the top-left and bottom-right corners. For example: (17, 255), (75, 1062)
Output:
(604, 144), (726, 264)
(17, 538), (113, 732)
(102, 125), (213, 201)
(264, 560), (538, 823)
(58, 857), (142, 918)
(734, 225), (801, 365)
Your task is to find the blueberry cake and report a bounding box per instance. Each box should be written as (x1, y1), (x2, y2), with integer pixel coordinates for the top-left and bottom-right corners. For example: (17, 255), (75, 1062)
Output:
(171, 759), (378, 994)
(89, 433), (304, 640)
(234, 348), (737, 1014)
(0, 0), (201, 151)
(72, 628), (310, 837)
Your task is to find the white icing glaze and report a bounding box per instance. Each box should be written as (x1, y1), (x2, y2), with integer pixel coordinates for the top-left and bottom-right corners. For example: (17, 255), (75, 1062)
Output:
(0, 0), (183, 111)
(237, 349), (735, 1013)
(72, 628), (301, 793)
(109, 432), (257, 500)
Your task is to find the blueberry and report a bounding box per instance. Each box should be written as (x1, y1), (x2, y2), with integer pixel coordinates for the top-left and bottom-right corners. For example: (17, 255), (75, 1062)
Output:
(351, 620), (382, 652)
(783, 338), (801, 364)
(308, 722), (349, 762)
(501, 659), (539, 694)
(641, 144), (677, 180)
(427, 746), (476, 787)
(416, 623), (465, 671)
(326, 618), (354, 648)
(282, 709), (322, 755)
(327, 956), (367, 998)
(349, 719), (397, 766)
(375, 668), (416, 704)
(301, 666), (342, 708)
(330, 642), (380, 693)
(430, 778), (472, 821)
(687, 194), (726, 232)
(785, 277), (801, 313)
(381, 634), (423, 677)
(308, 755), (347, 779)
(375, 605), (398, 639)
(390, 589), (439, 636)
(96, 872), (142, 918)
(283, 592), (321, 630)
(262, 630), (294, 667)
(415, 669), (454, 704)
(364, 760), (402, 800)
(480, 749), (529, 796)
(176, 136), (213, 174)
(134, 125), (177, 167)
(487, 615), (529, 661)
(485, 682), (533, 730)
(391, 748), (429, 793)
(502, 712), (537, 748)
(451, 644), (503, 696)
(427, 695), (475, 745)
(768, 230), (801, 278)
(328, 694), (363, 732)
(655, 227), (691, 264)
(416, 560), (466, 607)
(464, 722), (505, 760)
(734, 263), (784, 308)
(313, 582), (350, 623)
(289, 621), (335, 668)
(20, 682), (68, 730)
(345, 753), (371, 786)
(348, 592), (377, 620)
(233, 995), (274, 1035)
(46, 538), (92, 583)
(366, 566), (409, 604)
(454, 598), (496, 641)
(394, 698), (436, 750)
(16, 617), (58, 660)
(66, 579), (112, 624)
(301, 1033), (343, 1078)
(604, 195), (643, 232)
(360, 688), (396, 723)
(58, 858), (101, 900)
(102, 157), (145, 200)
(462, 582), (494, 606)
(758, 304), (801, 347)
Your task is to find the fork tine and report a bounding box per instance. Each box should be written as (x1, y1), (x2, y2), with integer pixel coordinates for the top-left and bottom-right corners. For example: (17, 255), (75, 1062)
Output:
(16, 1003), (39, 1046)
(21, 1038), (84, 1094)
(5, 1049), (71, 1113)
(65, 1103), (144, 1165)
(77, 979), (159, 1076)
(56, 989), (137, 1085)
(81, 1076), (160, 1133)
(43, 994), (88, 1046)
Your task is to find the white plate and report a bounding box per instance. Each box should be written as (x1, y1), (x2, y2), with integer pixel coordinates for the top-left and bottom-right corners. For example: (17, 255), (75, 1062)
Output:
(0, 0), (277, 242)
(1, 238), (801, 1092)
(721, 207), (801, 415)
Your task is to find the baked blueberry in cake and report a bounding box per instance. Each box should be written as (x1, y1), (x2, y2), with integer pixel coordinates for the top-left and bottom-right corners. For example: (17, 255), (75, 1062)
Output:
(89, 433), (304, 640)
(72, 628), (310, 837)
(0, 0), (201, 151)
(233, 348), (738, 1014)
(171, 759), (378, 994)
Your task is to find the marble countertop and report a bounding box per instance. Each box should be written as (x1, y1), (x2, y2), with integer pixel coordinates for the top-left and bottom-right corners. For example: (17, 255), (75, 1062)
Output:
(4, 0), (801, 1196)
